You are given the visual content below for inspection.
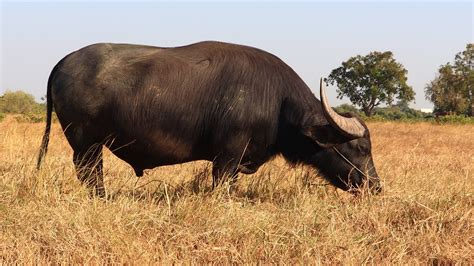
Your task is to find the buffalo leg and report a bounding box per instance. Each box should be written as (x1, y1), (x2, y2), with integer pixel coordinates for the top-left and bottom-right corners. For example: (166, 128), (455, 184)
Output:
(73, 144), (105, 197)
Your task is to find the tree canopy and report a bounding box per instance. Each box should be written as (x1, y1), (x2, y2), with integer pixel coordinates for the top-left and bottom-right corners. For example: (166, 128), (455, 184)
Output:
(0, 90), (44, 114)
(425, 43), (474, 115)
(326, 51), (415, 116)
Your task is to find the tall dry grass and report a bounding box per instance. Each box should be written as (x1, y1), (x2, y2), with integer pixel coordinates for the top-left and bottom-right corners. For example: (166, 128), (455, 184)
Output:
(0, 117), (473, 263)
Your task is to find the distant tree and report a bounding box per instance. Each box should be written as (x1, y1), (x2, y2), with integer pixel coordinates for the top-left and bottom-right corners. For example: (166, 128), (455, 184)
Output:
(0, 90), (38, 114)
(455, 44), (474, 114)
(326, 51), (415, 116)
(394, 99), (410, 112)
(425, 64), (468, 114)
(425, 44), (474, 115)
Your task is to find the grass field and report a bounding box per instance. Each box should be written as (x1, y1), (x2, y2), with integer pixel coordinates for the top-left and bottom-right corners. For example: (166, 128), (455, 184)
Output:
(1, 118), (473, 263)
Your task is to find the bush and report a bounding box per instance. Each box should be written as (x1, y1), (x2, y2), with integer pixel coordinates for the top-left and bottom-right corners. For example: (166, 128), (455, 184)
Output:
(433, 115), (474, 124)
(13, 113), (46, 123)
(0, 91), (42, 114)
(0, 91), (46, 123)
(0, 91), (45, 114)
(334, 103), (361, 115)
(371, 106), (426, 121)
(334, 104), (431, 122)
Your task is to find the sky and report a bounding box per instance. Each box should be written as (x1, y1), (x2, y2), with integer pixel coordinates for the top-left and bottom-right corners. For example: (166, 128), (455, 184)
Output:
(1, 1), (473, 109)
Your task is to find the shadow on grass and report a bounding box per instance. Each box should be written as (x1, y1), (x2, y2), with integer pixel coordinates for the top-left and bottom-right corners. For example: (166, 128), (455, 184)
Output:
(106, 165), (216, 203)
(104, 164), (346, 206)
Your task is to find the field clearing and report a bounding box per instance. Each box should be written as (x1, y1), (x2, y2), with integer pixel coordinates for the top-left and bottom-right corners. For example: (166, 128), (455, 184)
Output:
(0, 118), (473, 263)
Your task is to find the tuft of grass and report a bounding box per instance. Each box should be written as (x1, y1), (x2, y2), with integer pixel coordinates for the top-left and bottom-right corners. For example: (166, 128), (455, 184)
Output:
(0, 120), (473, 263)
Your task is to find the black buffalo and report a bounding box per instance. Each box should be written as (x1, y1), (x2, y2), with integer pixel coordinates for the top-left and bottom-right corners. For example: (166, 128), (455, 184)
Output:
(37, 41), (381, 197)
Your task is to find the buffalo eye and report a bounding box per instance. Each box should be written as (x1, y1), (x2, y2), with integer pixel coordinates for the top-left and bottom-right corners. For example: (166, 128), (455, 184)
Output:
(357, 143), (370, 155)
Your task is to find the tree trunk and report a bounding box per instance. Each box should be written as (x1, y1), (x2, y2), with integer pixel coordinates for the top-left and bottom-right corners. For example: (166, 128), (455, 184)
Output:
(363, 96), (378, 117)
(469, 89), (473, 116)
(363, 106), (373, 117)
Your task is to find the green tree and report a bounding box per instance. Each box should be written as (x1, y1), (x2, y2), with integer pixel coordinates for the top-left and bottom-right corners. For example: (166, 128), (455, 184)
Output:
(0, 90), (38, 114)
(426, 43), (473, 115)
(326, 51), (415, 116)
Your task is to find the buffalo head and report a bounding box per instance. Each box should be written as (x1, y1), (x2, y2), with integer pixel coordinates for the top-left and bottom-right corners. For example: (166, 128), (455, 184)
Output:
(304, 79), (382, 194)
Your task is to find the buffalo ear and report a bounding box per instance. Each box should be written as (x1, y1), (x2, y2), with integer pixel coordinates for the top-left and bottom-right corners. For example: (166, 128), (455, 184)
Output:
(302, 125), (349, 148)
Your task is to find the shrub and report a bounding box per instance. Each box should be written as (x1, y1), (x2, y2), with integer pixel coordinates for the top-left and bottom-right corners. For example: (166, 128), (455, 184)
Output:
(13, 113), (46, 123)
(334, 103), (361, 115)
(433, 115), (474, 124)
(0, 91), (40, 114)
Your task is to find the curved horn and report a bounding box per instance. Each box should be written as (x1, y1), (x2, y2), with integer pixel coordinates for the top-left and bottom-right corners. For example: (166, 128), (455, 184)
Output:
(320, 78), (366, 139)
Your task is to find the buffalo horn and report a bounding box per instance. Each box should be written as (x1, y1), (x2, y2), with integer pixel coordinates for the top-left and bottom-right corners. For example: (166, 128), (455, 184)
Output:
(320, 78), (366, 139)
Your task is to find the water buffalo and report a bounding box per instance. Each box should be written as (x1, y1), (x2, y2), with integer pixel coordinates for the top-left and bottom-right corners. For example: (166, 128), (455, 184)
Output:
(37, 41), (381, 197)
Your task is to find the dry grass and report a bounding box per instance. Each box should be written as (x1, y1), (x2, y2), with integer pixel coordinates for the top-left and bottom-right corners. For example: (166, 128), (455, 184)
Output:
(1, 117), (473, 264)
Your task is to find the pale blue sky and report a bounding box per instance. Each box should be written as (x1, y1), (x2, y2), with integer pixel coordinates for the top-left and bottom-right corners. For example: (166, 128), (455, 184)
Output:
(1, 1), (473, 109)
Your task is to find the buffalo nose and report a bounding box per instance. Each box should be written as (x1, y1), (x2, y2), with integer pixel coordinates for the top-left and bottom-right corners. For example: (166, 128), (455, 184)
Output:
(370, 180), (382, 194)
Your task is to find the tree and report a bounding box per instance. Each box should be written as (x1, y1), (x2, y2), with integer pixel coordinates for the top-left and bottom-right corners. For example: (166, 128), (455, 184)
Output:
(425, 44), (474, 115)
(326, 51), (415, 116)
(0, 90), (38, 114)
